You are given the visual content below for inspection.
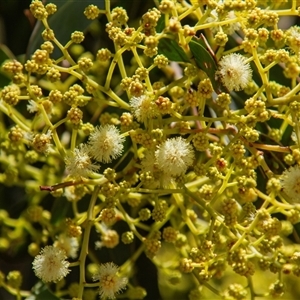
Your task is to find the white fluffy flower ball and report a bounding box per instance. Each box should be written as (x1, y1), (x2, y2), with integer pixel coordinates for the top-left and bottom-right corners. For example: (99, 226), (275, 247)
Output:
(93, 262), (128, 299)
(130, 95), (158, 123)
(155, 137), (194, 177)
(88, 125), (125, 163)
(65, 143), (99, 178)
(216, 53), (252, 91)
(32, 245), (70, 282)
(280, 165), (300, 203)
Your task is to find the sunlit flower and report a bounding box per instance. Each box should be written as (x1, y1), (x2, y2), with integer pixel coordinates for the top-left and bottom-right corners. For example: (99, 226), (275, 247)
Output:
(27, 100), (39, 113)
(93, 262), (128, 299)
(280, 165), (300, 202)
(32, 245), (70, 282)
(155, 137), (194, 177)
(54, 234), (79, 259)
(65, 143), (99, 178)
(286, 26), (300, 53)
(130, 95), (158, 123)
(95, 228), (119, 249)
(88, 125), (125, 163)
(216, 53), (252, 91)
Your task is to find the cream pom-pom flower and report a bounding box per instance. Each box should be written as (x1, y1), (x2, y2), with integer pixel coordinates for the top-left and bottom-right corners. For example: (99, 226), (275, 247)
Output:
(87, 125), (125, 163)
(216, 53), (252, 91)
(155, 137), (194, 177)
(32, 245), (70, 282)
(280, 165), (300, 203)
(65, 143), (99, 178)
(129, 95), (158, 123)
(93, 262), (128, 299)
(53, 234), (79, 259)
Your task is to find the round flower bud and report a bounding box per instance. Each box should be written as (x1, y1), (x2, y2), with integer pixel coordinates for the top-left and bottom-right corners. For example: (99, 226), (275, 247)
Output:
(2, 60), (23, 74)
(97, 48), (112, 61)
(84, 4), (100, 20)
(30, 0), (48, 20)
(42, 28), (55, 41)
(193, 132), (209, 151)
(78, 57), (93, 72)
(7, 271), (22, 289)
(8, 125), (23, 143)
(162, 226), (178, 243)
(154, 54), (169, 68)
(28, 243), (40, 257)
(46, 67), (61, 82)
(49, 90), (63, 103)
(121, 231), (134, 244)
(67, 107), (83, 125)
(71, 31), (85, 44)
(159, 0), (174, 14)
(32, 49), (49, 64)
(41, 41), (54, 53)
(1, 84), (20, 106)
(144, 238), (161, 258)
(139, 208), (151, 221)
(111, 7), (129, 26)
(32, 131), (52, 153)
(100, 208), (116, 226)
(45, 3), (57, 15)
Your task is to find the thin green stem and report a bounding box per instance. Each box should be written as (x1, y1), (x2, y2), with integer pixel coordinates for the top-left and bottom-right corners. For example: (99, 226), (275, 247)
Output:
(77, 185), (100, 299)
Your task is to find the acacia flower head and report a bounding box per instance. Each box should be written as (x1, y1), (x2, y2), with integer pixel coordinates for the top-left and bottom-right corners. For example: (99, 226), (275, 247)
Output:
(216, 53), (252, 91)
(65, 143), (99, 178)
(155, 137), (194, 177)
(53, 234), (79, 259)
(286, 26), (300, 53)
(32, 245), (70, 282)
(27, 100), (39, 113)
(280, 165), (300, 203)
(88, 125), (125, 163)
(95, 227), (120, 249)
(93, 262), (128, 299)
(130, 94), (158, 123)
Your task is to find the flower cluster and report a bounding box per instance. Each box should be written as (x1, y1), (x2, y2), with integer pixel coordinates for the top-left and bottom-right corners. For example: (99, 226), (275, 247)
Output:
(1, 0), (300, 299)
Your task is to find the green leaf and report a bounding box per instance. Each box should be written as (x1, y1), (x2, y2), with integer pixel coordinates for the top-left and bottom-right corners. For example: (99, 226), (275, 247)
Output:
(25, 282), (61, 300)
(27, 0), (105, 59)
(189, 35), (226, 93)
(158, 38), (190, 63)
(156, 14), (165, 33)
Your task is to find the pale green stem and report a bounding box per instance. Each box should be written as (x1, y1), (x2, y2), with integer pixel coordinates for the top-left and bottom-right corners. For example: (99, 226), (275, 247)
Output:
(211, 163), (234, 206)
(131, 47), (153, 92)
(116, 202), (144, 241)
(104, 45), (130, 90)
(52, 117), (68, 130)
(77, 185), (100, 299)
(184, 186), (219, 219)
(269, 81), (300, 105)
(0, 103), (30, 131)
(71, 128), (78, 151)
(194, 17), (240, 31)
